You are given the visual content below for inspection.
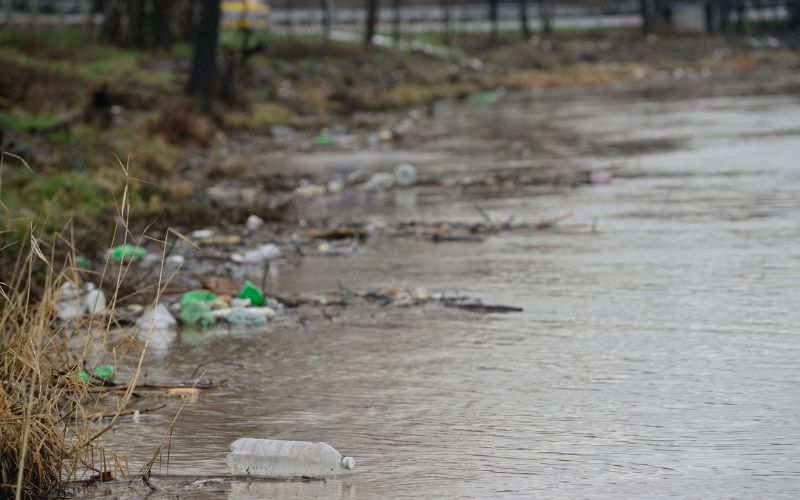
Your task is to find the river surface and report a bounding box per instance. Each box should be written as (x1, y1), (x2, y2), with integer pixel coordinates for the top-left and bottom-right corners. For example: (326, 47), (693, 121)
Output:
(97, 69), (800, 499)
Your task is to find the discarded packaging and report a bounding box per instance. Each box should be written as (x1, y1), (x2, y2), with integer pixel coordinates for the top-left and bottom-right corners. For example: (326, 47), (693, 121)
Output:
(232, 243), (281, 263)
(227, 438), (355, 478)
(179, 301), (216, 326)
(79, 364), (117, 385)
(393, 163), (417, 186)
(469, 90), (498, 103)
(294, 184), (326, 197)
(190, 229), (215, 240)
(84, 283), (107, 317)
(55, 282), (84, 320)
(237, 281), (265, 307)
(166, 255), (186, 266)
(313, 133), (335, 146)
(137, 303), (177, 332)
(246, 214), (265, 231)
(110, 244), (147, 261)
(204, 276), (241, 297)
(363, 172), (395, 190)
(225, 307), (275, 326)
(181, 290), (217, 307)
(589, 168), (612, 184)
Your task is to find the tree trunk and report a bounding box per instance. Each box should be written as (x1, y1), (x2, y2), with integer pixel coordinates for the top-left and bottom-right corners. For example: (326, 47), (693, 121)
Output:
(392, 0), (401, 44)
(81, 0), (93, 36)
(103, 0), (126, 44)
(365, 0), (379, 45)
(518, 0), (530, 39)
(639, 0), (651, 34)
(441, 0), (451, 45)
(4, 0), (12, 27)
(286, 0), (295, 36)
(489, 0), (498, 44)
(29, 0), (38, 29)
(538, 0), (553, 35)
(152, 0), (172, 50)
(791, 0), (800, 31)
(186, 0), (222, 98)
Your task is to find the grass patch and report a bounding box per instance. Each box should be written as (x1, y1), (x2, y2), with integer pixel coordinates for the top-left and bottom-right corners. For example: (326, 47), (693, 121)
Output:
(0, 109), (65, 133)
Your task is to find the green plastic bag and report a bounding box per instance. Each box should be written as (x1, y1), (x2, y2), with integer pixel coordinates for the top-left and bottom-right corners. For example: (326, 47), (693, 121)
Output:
(179, 301), (215, 326)
(469, 91), (498, 104)
(181, 289), (217, 307)
(110, 244), (147, 261)
(78, 364), (117, 385)
(237, 281), (265, 307)
(313, 134), (335, 146)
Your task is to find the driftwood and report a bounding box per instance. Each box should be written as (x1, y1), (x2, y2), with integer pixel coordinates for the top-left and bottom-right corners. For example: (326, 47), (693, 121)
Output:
(88, 380), (223, 394)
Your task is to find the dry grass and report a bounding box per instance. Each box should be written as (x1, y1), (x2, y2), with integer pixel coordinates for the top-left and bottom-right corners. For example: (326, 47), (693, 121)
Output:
(0, 153), (178, 499)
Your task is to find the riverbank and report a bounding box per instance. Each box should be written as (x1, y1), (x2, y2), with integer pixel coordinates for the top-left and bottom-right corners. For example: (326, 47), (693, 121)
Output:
(1, 27), (797, 262)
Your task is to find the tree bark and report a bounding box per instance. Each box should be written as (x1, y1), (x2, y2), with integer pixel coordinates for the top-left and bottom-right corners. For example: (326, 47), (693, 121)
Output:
(518, 0), (530, 39)
(538, 0), (553, 35)
(790, 0), (800, 31)
(365, 0), (379, 45)
(29, 0), (38, 29)
(441, 0), (451, 45)
(186, 0), (222, 98)
(489, 0), (498, 44)
(152, 0), (172, 50)
(4, 0), (12, 27)
(392, 0), (401, 44)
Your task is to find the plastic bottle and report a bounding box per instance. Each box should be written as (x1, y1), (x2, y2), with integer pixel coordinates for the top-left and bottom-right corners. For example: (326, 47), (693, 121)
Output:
(55, 282), (84, 320)
(225, 307), (275, 326)
(233, 243), (281, 264)
(227, 438), (355, 478)
(84, 283), (107, 316)
(393, 163), (417, 187)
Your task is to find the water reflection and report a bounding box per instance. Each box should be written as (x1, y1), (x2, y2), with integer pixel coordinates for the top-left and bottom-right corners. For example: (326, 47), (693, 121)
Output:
(97, 71), (800, 498)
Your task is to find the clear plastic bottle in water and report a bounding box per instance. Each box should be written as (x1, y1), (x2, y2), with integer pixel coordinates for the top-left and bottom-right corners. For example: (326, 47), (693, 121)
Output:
(227, 438), (355, 478)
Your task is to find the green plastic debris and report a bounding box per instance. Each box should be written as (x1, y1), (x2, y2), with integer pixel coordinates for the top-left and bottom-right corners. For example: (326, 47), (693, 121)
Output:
(75, 256), (91, 269)
(91, 364), (116, 383)
(237, 281), (265, 307)
(469, 91), (498, 104)
(78, 364), (116, 385)
(110, 244), (147, 261)
(181, 289), (217, 307)
(178, 300), (216, 326)
(313, 134), (335, 146)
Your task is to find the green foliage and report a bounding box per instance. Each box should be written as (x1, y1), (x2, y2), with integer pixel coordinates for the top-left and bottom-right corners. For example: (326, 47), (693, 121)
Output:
(0, 110), (63, 133)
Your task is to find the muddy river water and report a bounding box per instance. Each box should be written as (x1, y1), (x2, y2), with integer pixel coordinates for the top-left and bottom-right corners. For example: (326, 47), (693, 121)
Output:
(98, 69), (800, 498)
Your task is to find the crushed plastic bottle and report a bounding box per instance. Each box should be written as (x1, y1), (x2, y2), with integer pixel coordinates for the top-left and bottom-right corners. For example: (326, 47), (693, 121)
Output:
(55, 282), (84, 320)
(84, 283), (107, 317)
(232, 243), (281, 264)
(225, 307), (274, 326)
(393, 163), (417, 187)
(246, 214), (264, 231)
(227, 438), (355, 478)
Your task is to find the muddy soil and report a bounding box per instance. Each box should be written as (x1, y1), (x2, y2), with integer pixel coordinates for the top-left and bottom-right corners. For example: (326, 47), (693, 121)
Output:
(88, 68), (800, 499)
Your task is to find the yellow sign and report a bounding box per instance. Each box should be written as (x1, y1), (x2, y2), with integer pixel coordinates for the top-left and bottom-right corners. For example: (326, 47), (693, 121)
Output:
(221, 0), (270, 30)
